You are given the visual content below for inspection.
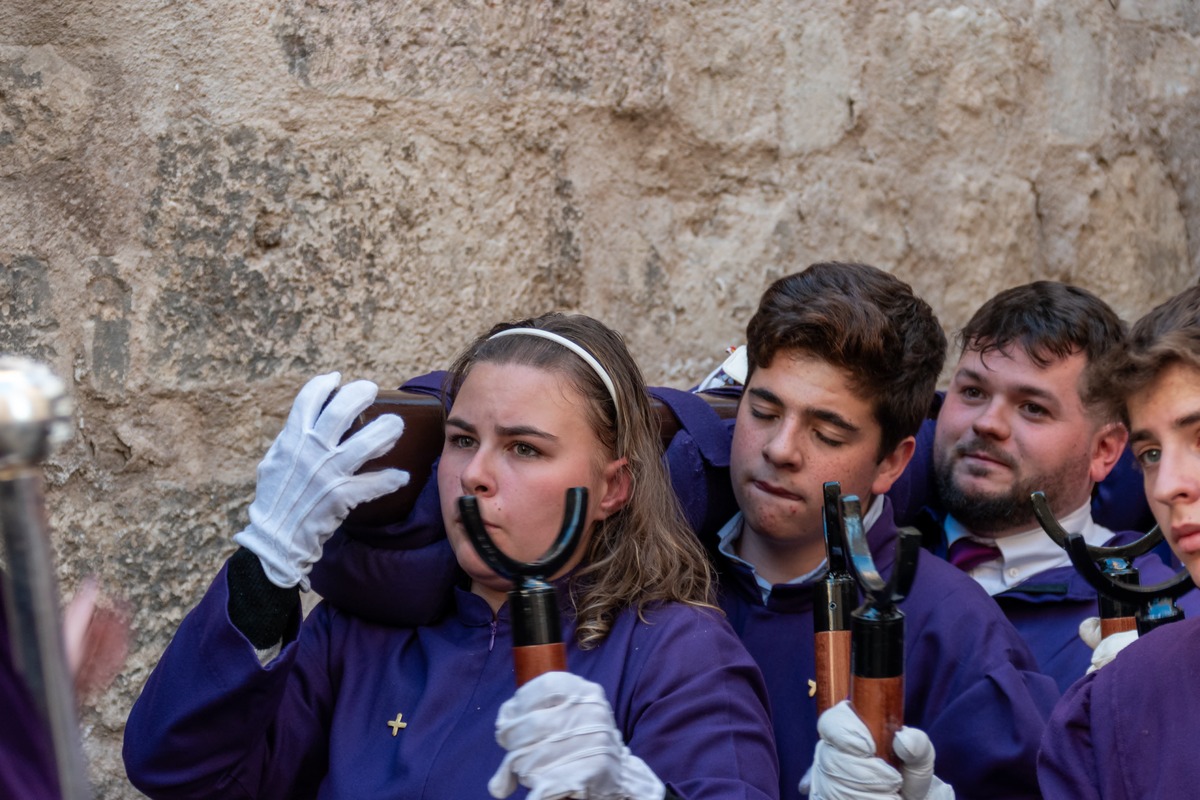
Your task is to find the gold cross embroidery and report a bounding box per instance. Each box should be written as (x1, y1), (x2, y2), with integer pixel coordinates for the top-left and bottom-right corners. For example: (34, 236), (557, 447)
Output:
(387, 713), (408, 736)
(807, 679), (817, 698)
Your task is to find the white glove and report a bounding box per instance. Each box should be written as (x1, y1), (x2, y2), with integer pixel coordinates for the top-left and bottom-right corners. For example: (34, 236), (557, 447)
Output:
(1078, 616), (1138, 674)
(233, 372), (408, 589)
(488, 671), (666, 800)
(800, 700), (954, 800)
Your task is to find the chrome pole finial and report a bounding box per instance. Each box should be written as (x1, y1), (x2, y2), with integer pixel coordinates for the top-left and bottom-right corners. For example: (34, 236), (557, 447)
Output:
(0, 355), (73, 470)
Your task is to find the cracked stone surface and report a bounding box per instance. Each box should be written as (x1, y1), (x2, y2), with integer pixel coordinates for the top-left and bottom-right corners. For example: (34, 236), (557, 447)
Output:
(1, 2), (1199, 796)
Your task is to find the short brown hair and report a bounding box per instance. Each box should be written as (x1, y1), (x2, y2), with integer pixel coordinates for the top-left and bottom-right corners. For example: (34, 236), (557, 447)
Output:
(1094, 285), (1200, 424)
(745, 262), (946, 458)
(958, 281), (1127, 421)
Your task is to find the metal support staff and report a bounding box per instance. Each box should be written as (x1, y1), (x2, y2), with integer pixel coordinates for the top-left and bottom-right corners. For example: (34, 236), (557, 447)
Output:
(841, 495), (921, 767)
(0, 356), (91, 799)
(814, 481), (855, 716)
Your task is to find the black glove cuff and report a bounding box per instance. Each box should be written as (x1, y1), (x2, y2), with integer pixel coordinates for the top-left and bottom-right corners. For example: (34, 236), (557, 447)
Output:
(227, 547), (300, 650)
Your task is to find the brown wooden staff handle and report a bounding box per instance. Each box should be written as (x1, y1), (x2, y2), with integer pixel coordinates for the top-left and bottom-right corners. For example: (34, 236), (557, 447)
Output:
(514, 643), (568, 686)
(1100, 616), (1138, 638)
(814, 630), (852, 716)
(851, 675), (904, 768)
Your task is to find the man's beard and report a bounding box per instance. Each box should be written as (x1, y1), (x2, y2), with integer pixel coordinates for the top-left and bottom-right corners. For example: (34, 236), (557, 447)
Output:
(934, 438), (1067, 536)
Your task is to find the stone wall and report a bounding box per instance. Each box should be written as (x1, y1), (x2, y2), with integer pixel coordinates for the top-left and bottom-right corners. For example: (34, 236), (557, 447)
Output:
(1, 1), (1197, 796)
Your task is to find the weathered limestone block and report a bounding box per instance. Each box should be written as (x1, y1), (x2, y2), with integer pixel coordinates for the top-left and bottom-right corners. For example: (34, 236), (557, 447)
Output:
(273, 0), (668, 113)
(666, 5), (858, 155)
(0, 45), (94, 177)
(0, 3), (1199, 799)
(1128, 31), (1200, 279)
(0, 254), (59, 363)
(1114, 0), (1200, 28)
(1073, 151), (1191, 320)
(903, 169), (1042, 336)
(1035, 2), (1110, 145)
(790, 159), (911, 272)
(139, 116), (591, 387)
(85, 258), (133, 400)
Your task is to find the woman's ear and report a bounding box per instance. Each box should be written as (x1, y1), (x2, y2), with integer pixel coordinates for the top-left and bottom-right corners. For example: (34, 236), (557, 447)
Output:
(596, 458), (632, 519)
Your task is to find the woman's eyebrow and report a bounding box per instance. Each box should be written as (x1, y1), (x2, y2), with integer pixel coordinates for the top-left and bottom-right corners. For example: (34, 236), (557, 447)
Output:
(447, 416), (558, 441)
(496, 425), (557, 441)
(444, 416), (476, 433)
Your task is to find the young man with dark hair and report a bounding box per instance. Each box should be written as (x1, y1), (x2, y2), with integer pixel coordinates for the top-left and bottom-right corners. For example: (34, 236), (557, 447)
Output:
(307, 263), (1059, 800)
(717, 263), (1056, 799)
(907, 281), (1197, 692)
(1040, 284), (1200, 799)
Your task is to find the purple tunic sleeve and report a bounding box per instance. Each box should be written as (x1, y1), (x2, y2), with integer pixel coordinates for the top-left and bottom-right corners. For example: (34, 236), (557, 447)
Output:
(1037, 672), (1103, 800)
(900, 554), (1060, 799)
(123, 563), (335, 799)
(309, 475), (459, 626)
(308, 370), (459, 625)
(601, 604), (779, 800)
(648, 387), (737, 536)
(1039, 617), (1200, 799)
(886, 397), (940, 526)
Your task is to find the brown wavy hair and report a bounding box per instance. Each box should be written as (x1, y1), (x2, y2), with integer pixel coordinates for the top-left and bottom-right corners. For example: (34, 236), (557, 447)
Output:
(746, 262), (947, 459)
(1092, 284), (1200, 425)
(958, 280), (1127, 424)
(444, 313), (717, 648)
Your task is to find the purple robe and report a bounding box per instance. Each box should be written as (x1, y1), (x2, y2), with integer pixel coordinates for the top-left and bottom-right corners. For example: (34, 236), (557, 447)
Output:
(1038, 615), (1200, 799)
(0, 575), (61, 799)
(719, 501), (1059, 800)
(310, 376), (1058, 799)
(993, 539), (1200, 694)
(317, 507), (1057, 800)
(123, 563), (780, 800)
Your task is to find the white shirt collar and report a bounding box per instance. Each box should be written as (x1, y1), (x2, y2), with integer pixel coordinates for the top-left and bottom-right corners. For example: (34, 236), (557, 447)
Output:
(945, 500), (1114, 596)
(717, 495), (886, 602)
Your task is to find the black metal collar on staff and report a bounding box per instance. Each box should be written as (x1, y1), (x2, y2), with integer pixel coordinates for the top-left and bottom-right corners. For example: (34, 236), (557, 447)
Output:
(813, 482), (858, 716)
(816, 482), (856, 634)
(1032, 491), (1190, 634)
(840, 496), (921, 679)
(457, 487), (587, 652)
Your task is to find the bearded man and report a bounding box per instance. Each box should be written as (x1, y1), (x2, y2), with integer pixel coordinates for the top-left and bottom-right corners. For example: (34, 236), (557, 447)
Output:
(918, 281), (1198, 691)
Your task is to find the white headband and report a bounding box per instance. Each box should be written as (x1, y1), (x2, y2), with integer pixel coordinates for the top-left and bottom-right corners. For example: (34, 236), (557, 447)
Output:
(488, 327), (620, 424)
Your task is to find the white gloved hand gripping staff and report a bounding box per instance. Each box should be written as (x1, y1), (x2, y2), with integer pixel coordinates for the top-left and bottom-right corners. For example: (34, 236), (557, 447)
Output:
(233, 372), (409, 590)
(801, 700), (955, 800)
(1078, 616), (1138, 674)
(488, 671), (666, 800)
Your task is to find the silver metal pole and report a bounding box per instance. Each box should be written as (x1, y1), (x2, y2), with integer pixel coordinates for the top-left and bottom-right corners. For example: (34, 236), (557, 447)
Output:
(0, 356), (91, 799)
